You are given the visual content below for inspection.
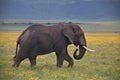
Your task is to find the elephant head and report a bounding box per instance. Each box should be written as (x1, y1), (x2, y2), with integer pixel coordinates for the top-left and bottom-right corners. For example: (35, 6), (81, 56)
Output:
(63, 23), (94, 60)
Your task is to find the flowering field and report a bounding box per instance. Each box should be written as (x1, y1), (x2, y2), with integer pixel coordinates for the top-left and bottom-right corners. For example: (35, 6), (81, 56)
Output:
(0, 31), (120, 80)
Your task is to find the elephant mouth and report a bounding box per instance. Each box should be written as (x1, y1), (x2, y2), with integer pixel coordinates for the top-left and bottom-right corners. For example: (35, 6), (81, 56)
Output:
(73, 40), (79, 46)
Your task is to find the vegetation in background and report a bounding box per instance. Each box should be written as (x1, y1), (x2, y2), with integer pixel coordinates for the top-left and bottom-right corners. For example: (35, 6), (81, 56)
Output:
(0, 20), (120, 33)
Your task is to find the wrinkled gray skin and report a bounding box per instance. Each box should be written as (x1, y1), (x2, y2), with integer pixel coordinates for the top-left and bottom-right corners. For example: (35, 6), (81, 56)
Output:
(12, 23), (86, 68)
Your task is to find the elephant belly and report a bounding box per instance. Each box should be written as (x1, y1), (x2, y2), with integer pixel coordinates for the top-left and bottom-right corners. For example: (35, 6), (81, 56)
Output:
(34, 42), (55, 55)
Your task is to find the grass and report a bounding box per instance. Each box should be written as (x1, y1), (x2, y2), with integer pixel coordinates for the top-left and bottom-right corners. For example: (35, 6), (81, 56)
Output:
(0, 31), (120, 80)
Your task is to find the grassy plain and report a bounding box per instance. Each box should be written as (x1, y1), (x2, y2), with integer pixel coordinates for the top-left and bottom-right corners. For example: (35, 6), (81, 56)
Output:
(0, 31), (120, 80)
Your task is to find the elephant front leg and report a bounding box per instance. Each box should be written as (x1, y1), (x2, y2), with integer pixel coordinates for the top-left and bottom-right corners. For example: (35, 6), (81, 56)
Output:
(56, 52), (74, 68)
(64, 54), (74, 68)
(56, 53), (64, 68)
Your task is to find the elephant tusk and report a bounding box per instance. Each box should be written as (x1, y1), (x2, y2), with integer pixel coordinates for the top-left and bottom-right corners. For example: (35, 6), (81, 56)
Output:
(83, 46), (95, 52)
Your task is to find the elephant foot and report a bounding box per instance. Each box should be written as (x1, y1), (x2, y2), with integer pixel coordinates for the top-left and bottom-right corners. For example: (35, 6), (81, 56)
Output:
(57, 65), (62, 68)
(12, 64), (19, 67)
(31, 64), (36, 67)
(67, 64), (73, 68)
(12, 59), (22, 68)
(67, 60), (74, 68)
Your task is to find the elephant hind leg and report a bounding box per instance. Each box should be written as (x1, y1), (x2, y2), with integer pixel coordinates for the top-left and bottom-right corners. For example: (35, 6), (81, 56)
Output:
(28, 56), (37, 67)
(12, 56), (26, 67)
(12, 60), (21, 67)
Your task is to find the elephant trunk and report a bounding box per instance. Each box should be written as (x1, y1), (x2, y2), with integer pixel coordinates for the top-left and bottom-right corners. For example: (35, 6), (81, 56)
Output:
(73, 45), (86, 60)
(73, 34), (86, 60)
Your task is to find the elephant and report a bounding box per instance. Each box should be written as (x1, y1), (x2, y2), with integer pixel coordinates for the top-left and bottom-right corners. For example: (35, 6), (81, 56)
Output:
(12, 23), (94, 68)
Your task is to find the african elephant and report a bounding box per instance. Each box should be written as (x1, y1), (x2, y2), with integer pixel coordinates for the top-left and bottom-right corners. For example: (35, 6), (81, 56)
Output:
(12, 23), (94, 68)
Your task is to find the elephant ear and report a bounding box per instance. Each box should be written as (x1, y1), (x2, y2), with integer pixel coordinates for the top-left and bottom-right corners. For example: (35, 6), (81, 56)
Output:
(62, 26), (75, 44)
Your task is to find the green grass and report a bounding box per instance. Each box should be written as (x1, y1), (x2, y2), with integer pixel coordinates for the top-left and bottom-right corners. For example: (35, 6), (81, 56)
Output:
(0, 32), (120, 80)
(0, 44), (120, 80)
